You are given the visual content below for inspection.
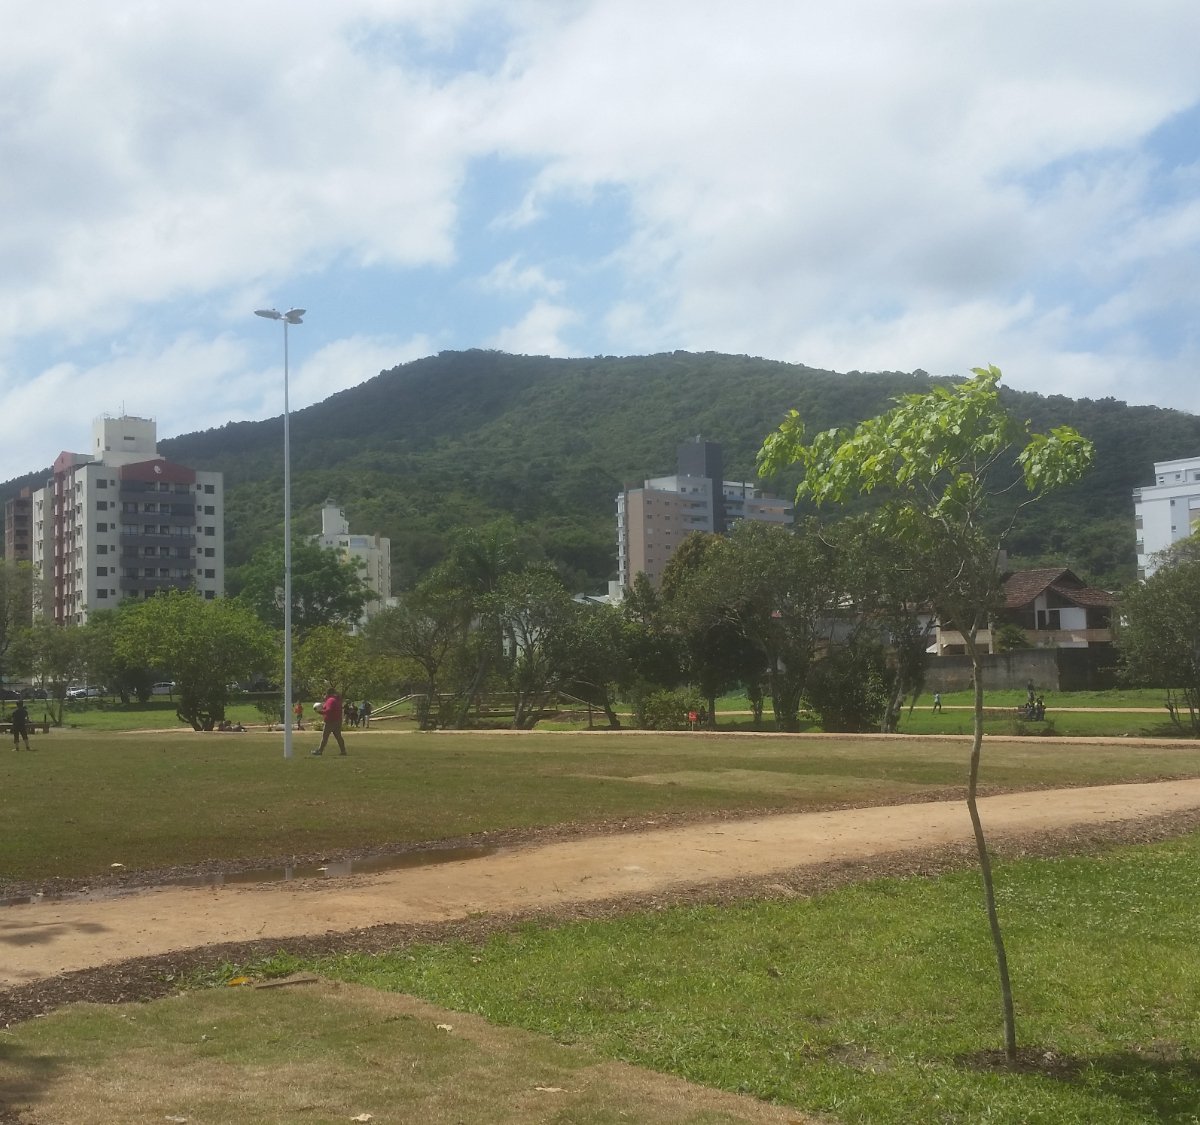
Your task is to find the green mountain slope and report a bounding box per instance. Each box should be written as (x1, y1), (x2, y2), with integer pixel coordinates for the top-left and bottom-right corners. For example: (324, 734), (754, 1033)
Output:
(6, 351), (1197, 591)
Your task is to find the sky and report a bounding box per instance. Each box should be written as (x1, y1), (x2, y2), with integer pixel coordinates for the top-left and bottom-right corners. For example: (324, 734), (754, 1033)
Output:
(3, 0), (1200, 482)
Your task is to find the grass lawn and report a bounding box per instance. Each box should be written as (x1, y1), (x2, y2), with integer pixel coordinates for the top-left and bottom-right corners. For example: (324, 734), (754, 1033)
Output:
(3, 728), (1200, 885)
(5, 834), (1197, 1123)
(290, 832), (1200, 1123)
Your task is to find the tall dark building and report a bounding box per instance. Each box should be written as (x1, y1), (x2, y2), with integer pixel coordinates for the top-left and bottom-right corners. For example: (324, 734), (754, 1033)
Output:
(675, 437), (726, 533)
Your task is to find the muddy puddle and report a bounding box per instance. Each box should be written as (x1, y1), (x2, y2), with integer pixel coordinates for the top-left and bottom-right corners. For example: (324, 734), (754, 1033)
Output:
(1, 844), (500, 906)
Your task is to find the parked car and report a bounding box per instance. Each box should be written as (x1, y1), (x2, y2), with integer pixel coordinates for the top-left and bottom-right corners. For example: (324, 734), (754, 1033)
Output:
(151, 681), (177, 696)
(66, 686), (106, 699)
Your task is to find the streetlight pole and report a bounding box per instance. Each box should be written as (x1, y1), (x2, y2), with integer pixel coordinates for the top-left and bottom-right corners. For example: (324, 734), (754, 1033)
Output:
(254, 307), (305, 760)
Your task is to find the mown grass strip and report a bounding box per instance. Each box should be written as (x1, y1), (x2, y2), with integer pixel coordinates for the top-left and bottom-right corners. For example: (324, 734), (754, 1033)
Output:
(300, 833), (1200, 1124)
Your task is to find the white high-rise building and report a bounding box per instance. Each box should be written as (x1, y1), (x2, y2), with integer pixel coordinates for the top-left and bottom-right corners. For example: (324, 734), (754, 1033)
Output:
(1133, 455), (1200, 578)
(30, 416), (224, 623)
(313, 499), (391, 624)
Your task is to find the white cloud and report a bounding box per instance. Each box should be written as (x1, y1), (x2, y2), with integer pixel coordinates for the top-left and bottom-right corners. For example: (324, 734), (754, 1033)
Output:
(477, 256), (564, 296)
(3, 0), (1200, 480)
(487, 300), (580, 355)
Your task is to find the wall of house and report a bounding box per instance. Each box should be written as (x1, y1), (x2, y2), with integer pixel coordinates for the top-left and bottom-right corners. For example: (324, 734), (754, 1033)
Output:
(924, 647), (1118, 693)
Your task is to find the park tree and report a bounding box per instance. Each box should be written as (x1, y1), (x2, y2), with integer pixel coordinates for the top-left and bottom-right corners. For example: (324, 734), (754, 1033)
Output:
(1117, 539), (1200, 735)
(660, 532), (765, 727)
(236, 539), (371, 635)
(114, 590), (275, 730)
(829, 517), (935, 731)
(81, 607), (156, 703)
(8, 619), (84, 725)
(0, 561), (33, 686)
(293, 625), (386, 704)
(435, 519), (528, 726)
(544, 602), (630, 729)
(759, 364), (1093, 1060)
(494, 565), (576, 729)
(365, 585), (467, 725)
(615, 573), (686, 715)
(679, 521), (839, 732)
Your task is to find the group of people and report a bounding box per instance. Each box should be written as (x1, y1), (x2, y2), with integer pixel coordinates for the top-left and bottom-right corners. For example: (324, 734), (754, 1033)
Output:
(291, 697), (372, 732)
(930, 684), (1048, 720)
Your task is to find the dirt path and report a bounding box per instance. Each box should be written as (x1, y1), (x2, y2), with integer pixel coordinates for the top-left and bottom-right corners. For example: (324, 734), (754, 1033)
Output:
(3, 778), (1200, 989)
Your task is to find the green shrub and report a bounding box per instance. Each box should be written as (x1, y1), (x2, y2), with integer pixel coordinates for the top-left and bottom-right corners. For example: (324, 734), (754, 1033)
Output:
(636, 689), (703, 730)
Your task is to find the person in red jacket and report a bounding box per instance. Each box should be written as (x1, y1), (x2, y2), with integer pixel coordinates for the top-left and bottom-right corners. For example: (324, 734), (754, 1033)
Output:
(311, 690), (347, 756)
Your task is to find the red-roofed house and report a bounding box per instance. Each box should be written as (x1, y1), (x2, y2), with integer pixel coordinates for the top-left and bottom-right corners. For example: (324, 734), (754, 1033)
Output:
(930, 568), (1115, 656)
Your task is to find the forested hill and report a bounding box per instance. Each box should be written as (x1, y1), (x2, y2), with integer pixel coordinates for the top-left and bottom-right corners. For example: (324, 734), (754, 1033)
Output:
(7, 350), (1200, 590)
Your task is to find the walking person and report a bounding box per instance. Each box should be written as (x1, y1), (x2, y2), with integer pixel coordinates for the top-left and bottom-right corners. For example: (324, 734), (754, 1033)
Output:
(311, 690), (347, 756)
(293, 700), (305, 731)
(359, 700), (372, 728)
(11, 699), (32, 750)
(932, 691), (942, 713)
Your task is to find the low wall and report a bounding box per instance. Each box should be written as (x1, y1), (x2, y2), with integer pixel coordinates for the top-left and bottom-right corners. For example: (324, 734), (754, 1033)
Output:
(924, 647), (1118, 693)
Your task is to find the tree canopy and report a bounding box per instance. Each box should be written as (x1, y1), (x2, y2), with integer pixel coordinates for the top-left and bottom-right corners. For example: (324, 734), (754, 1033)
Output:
(235, 539), (371, 635)
(113, 590), (275, 730)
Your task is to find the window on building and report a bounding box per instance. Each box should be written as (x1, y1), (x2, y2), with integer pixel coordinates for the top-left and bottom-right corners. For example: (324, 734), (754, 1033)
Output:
(96, 522), (107, 532)
(96, 566), (107, 576)
(204, 568), (215, 579)
(95, 589), (108, 599)
(204, 484), (215, 494)
(205, 527), (215, 536)
(204, 547), (215, 557)
(96, 501), (107, 510)
(204, 590), (215, 600)
(204, 505), (214, 515)
(96, 479), (108, 489)
(96, 544), (107, 555)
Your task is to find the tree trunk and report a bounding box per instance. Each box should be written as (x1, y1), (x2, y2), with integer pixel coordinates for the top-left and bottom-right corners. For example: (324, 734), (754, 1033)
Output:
(966, 644), (1018, 1061)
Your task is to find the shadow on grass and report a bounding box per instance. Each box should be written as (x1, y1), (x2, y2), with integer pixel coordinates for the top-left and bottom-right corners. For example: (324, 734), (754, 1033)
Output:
(963, 1044), (1200, 1121)
(0, 1040), (66, 1120)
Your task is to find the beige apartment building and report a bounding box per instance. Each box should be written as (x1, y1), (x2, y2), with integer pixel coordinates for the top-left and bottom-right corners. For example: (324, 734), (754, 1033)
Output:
(616, 437), (792, 590)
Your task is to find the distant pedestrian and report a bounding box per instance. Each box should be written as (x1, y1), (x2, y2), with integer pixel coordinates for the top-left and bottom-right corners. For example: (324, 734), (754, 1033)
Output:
(11, 700), (31, 750)
(932, 692), (942, 713)
(293, 700), (305, 731)
(359, 700), (372, 728)
(312, 690), (347, 756)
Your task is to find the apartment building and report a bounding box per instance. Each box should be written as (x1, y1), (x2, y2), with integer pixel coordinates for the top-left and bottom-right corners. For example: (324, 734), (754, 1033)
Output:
(616, 437), (793, 589)
(1133, 454), (1200, 578)
(30, 416), (224, 623)
(4, 488), (33, 563)
(313, 499), (392, 624)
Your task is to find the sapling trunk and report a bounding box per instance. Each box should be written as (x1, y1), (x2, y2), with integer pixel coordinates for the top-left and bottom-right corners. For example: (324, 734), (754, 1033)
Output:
(966, 646), (1018, 1061)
